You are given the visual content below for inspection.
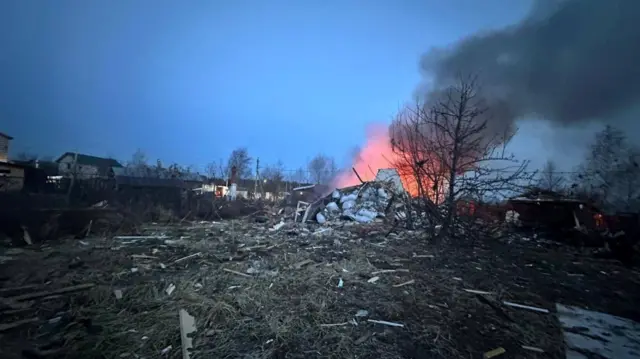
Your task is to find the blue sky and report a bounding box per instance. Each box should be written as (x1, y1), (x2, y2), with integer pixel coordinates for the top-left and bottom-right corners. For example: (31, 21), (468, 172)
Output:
(1, 0), (572, 174)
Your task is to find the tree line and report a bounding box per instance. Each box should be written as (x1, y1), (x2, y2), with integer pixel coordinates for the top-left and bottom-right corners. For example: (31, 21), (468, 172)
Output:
(538, 125), (640, 213)
(124, 147), (340, 185)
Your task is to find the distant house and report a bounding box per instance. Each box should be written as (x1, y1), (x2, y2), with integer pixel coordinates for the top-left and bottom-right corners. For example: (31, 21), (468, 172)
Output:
(56, 152), (123, 179)
(0, 132), (13, 163)
(0, 132), (25, 191)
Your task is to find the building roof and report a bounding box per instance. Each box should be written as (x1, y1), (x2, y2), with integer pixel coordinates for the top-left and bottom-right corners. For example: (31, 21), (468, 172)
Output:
(293, 184), (316, 191)
(0, 132), (13, 140)
(55, 152), (123, 177)
(55, 152), (123, 168)
(0, 161), (27, 169)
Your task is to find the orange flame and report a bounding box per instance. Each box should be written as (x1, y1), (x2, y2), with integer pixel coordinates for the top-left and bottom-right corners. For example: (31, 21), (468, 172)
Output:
(333, 124), (430, 197)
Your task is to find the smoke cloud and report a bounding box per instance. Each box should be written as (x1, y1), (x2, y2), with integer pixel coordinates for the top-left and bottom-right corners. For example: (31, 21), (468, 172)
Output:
(420, 0), (640, 131)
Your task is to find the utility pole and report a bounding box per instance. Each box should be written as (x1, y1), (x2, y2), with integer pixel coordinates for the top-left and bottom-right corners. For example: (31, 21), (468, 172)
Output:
(254, 158), (260, 199)
(66, 151), (78, 205)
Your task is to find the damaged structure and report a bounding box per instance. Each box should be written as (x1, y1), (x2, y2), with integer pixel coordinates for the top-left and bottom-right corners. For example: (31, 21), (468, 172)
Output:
(295, 168), (410, 225)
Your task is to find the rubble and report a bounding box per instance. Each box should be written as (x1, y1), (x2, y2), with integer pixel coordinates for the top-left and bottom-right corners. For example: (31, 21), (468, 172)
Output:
(0, 198), (638, 358)
(298, 179), (410, 227)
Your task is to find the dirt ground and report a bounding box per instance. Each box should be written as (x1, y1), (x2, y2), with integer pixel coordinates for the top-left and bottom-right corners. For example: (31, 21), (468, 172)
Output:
(0, 219), (638, 359)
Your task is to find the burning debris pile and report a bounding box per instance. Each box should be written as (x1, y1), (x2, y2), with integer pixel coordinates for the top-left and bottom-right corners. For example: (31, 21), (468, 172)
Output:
(295, 169), (415, 228)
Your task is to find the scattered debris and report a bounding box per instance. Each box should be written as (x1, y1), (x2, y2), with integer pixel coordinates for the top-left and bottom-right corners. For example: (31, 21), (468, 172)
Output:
(483, 347), (505, 358)
(223, 268), (252, 277)
(320, 322), (350, 327)
(392, 279), (415, 287)
(371, 269), (409, 275)
(22, 226), (32, 245)
(367, 319), (404, 327)
(463, 289), (492, 295)
(0, 198), (637, 359)
(293, 259), (313, 269)
(521, 345), (544, 353)
(179, 309), (196, 359)
(502, 301), (549, 314)
(174, 252), (202, 264)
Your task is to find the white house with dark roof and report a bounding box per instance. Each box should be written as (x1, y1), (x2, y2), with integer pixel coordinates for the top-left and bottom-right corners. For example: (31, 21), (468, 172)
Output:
(55, 152), (123, 179)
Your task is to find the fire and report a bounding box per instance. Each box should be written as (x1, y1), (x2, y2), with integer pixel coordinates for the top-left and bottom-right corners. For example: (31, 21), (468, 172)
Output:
(333, 124), (431, 197)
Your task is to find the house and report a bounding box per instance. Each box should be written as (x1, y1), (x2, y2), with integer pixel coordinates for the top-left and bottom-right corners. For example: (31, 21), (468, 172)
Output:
(0, 162), (26, 192)
(0, 132), (25, 191)
(0, 132), (13, 163)
(56, 152), (123, 179)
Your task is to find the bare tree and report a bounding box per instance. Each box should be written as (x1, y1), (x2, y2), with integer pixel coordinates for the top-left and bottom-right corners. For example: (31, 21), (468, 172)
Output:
(125, 149), (151, 177)
(538, 160), (564, 192)
(13, 152), (39, 161)
(288, 167), (308, 184)
(262, 161), (285, 182)
(262, 160), (286, 196)
(307, 154), (337, 184)
(205, 159), (226, 179)
(226, 147), (252, 179)
(391, 76), (533, 235)
(574, 125), (640, 211)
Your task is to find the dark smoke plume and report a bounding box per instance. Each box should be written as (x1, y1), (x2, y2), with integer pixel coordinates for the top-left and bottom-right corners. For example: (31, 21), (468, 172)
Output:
(420, 0), (640, 130)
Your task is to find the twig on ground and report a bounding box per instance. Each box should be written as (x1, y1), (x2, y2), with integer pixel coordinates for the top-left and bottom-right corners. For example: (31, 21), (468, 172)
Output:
(174, 252), (202, 264)
(367, 319), (404, 327)
(371, 269), (409, 275)
(502, 301), (549, 314)
(222, 268), (252, 277)
(393, 279), (415, 287)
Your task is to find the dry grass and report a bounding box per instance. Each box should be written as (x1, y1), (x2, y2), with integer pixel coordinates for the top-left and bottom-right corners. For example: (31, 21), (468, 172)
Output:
(0, 219), (638, 358)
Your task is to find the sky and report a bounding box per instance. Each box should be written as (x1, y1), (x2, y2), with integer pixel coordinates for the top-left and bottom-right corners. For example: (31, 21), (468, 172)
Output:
(0, 0), (566, 174)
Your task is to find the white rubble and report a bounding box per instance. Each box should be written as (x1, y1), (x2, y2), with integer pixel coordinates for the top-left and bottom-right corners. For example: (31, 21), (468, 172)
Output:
(316, 183), (392, 224)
